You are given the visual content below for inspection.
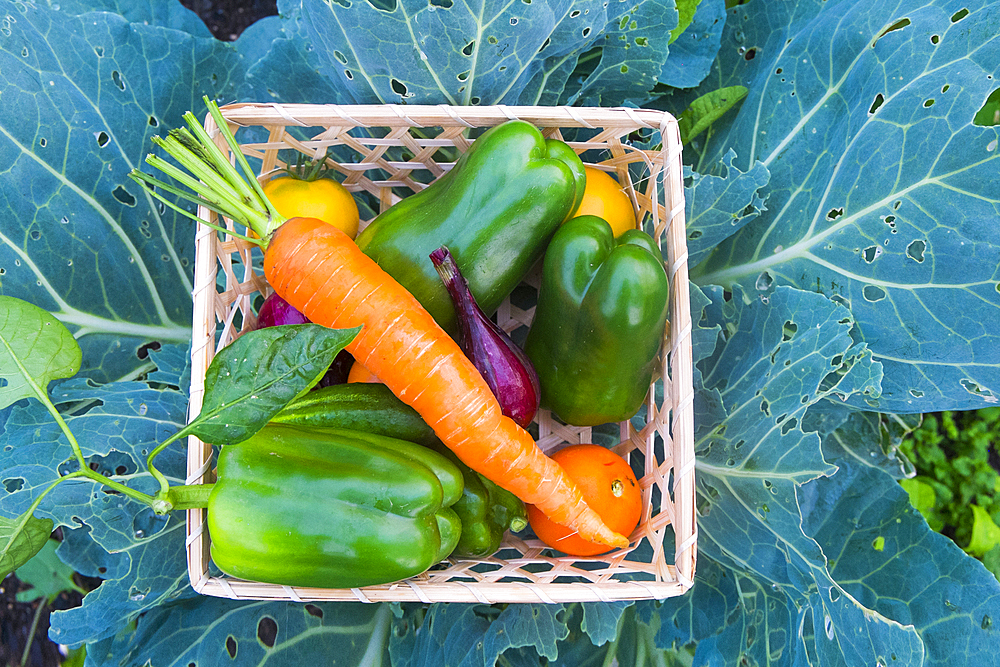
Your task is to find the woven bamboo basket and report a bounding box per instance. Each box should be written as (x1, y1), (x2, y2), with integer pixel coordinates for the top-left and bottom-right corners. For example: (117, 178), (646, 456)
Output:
(185, 103), (696, 603)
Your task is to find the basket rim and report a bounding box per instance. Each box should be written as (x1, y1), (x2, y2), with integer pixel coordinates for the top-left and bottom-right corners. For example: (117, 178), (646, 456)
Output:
(184, 102), (697, 603)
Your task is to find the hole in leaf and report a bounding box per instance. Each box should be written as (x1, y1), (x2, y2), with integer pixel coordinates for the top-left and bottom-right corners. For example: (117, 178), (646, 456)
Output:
(862, 245), (881, 263)
(257, 617), (278, 648)
(826, 207), (844, 220)
(333, 50), (348, 65)
(390, 78), (408, 96)
(112, 186), (136, 207)
(755, 271), (773, 291)
(582, 27), (591, 38)
(39, 137), (46, 147)
(950, 8), (969, 22)
(29, 229), (41, 241)
(910, 388), (924, 398)
(906, 239), (926, 262)
(457, 71), (470, 82)
(960, 378), (994, 399)
(462, 40), (475, 56)
(538, 37), (551, 53)
(226, 636), (237, 659)
(973, 88), (1000, 126)
(430, 0), (452, 6)
(782, 320), (797, 341)
(470, 96), (481, 105)
(137, 341), (161, 360)
(744, 47), (757, 60)
(510, 17), (518, 25)
(760, 399), (771, 417)
(688, 230), (703, 239)
(620, 65), (629, 73)
(872, 18), (910, 46)
(111, 70), (126, 91)
(487, 35), (498, 45)
(344, 70), (353, 80)
(780, 417), (798, 435)
(3, 478), (24, 493)
(931, 34), (940, 44)
(305, 604), (324, 618)
(862, 285), (887, 302)
(924, 98), (935, 107)
(869, 93), (885, 115)
(95, 131), (110, 147)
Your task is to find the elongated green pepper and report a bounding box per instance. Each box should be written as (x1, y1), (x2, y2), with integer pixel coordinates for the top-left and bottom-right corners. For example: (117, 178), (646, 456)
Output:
(203, 424), (464, 589)
(273, 382), (527, 557)
(356, 119), (586, 335)
(524, 215), (670, 426)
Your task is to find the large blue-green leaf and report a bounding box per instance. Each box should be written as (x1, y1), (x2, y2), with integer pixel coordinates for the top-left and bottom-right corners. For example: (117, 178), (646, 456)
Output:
(41, 0), (213, 37)
(87, 598), (392, 667)
(684, 149), (769, 266)
(801, 462), (1000, 666)
(685, 0), (1000, 412)
(257, 0), (676, 107)
(0, 1), (243, 382)
(689, 284), (929, 664)
(658, 0), (726, 89)
(0, 375), (193, 644)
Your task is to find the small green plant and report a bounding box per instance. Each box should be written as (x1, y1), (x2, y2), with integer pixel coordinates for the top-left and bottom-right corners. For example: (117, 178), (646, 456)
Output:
(899, 407), (1000, 576)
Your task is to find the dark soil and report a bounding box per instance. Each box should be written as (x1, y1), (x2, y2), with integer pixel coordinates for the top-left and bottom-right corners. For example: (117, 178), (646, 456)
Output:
(180, 0), (279, 41)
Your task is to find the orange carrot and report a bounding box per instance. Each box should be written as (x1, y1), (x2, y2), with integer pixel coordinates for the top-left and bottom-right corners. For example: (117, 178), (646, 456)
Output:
(265, 216), (629, 549)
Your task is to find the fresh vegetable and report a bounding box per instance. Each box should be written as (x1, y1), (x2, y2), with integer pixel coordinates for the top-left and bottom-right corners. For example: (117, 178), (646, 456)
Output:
(425, 440), (528, 558)
(571, 166), (637, 238)
(262, 163), (360, 239)
(524, 215), (670, 426)
(130, 99), (627, 550)
(271, 382), (438, 446)
(204, 424), (463, 588)
(273, 381), (527, 557)
(255, 291), (309, 328)
(347, 361), (381, 384)
(254, 292), (352, 386)
(430, 246), (540, 428)
(355, 119), (586, 335)
(527, 444), (642, 556)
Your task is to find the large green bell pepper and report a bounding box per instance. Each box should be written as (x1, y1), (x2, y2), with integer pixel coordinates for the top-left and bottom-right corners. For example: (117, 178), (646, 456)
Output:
(356, 120), (586, 335)
(205, 424), (464, 589)
(523, 215), (670, 426)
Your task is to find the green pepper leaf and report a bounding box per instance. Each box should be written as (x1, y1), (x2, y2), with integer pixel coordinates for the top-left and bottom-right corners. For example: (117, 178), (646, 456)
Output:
(0, 510), (54, 581)
(0, 296), (82, 410)
(187, 324), (361, 445)
(15, 537), (84, 604)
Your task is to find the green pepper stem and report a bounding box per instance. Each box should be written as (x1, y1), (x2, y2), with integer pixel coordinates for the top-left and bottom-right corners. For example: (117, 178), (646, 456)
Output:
(145, 427), (193, 498)
(162, 483), (215, 510)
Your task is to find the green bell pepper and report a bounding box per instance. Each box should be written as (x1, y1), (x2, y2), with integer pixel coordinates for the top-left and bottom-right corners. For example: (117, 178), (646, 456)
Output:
(523, 215), (670, 426)
(425, 441), (528, 557)
(273, 383), (527, 558)
(205, 424), (464, 589)
(356, 119), (586, 335)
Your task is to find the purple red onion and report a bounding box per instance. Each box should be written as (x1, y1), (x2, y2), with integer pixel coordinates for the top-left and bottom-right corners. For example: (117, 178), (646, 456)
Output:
(430, 246), (541, 428)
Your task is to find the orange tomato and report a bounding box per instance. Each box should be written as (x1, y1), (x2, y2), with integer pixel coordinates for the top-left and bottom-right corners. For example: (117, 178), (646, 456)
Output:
(571, 166), (637, 238)
(262, 176), (360, 239)
(527, 444), (642, 556)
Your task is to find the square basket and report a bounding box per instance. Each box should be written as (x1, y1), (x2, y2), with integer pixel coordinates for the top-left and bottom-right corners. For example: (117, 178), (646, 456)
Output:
(185, 103), (696, 603)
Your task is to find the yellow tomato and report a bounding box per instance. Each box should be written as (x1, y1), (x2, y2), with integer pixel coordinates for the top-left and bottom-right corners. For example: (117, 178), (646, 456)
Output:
(571, 166), (637, 238)
(262, 176), (360, 239)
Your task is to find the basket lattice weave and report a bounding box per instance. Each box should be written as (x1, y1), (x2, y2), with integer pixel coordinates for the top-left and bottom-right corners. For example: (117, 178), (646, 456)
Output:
(186, 104), (696, 603)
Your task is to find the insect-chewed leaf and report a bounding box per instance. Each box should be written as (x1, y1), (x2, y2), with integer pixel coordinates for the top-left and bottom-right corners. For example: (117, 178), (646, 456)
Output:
(0, 511), (55, 581)
(189, 324), (361, 445)
(0, 296), (82, 410)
